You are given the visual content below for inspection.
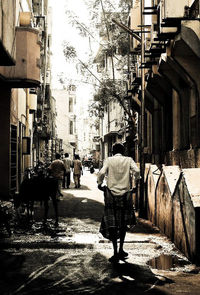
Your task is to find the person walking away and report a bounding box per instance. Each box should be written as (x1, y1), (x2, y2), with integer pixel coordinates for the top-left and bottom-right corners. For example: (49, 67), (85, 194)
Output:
(97, 142), (140, 263)
(48, 153), (65, 198)
(72, 155), (82, 188)
(62, 153), (72, 188)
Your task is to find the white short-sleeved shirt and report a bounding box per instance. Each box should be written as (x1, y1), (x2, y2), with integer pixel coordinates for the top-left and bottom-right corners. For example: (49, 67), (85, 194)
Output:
(97, 153), (140, 196)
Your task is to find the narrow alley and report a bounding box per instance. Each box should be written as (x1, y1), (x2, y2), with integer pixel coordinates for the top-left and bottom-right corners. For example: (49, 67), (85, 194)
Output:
(1, 171), (200, 295)
(1, 0), (200, 294)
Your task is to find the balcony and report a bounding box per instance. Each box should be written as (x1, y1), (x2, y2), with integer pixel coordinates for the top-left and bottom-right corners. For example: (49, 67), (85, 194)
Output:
(0, 27), (40, 88)
(69, 134), (77, 145)
(0, 1), (16, 65)
(160, 0), (192, 20)
(155, 0), (195, 40)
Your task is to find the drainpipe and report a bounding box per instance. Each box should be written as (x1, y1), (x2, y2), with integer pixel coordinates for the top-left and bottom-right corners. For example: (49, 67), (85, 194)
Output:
(139, 0), (146, 218)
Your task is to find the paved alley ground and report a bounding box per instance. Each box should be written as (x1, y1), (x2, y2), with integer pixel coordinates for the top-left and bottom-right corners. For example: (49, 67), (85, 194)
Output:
(1, 170), (200, 295)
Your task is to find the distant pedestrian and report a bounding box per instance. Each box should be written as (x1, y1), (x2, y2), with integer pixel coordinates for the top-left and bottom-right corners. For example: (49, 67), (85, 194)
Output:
(97, 142), (140, 263)
(48, 153), (65, 198)
(72, 154), (82, 188)
(90, 164), (94, 174)
(62, 153), (72, 188)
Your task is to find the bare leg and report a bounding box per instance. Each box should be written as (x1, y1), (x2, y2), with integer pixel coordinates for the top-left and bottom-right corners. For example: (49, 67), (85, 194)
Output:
(52, 196), (58, 226)
(119, 227), (128, 258)
(27, 203), (30, 222)
(119, 228), (126, 252)
(74, 175), (78, 188)
(43, 200), (49, 225)
(30, 201), (34, 220)
(111, 238), (118, 256)
(108, 228), (119, 263)
(78, 175), (81, 188)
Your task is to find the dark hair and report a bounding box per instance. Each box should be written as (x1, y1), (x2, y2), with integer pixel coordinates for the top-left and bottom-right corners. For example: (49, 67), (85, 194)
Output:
(75, 154), (79, 160)
(55, 153), (61, 159)
(65, 153), (69, 157)
(112, 143), (125, 155)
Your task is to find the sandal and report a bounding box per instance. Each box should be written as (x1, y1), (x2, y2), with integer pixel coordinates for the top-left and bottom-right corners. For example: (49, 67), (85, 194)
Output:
(118, 250), (128, 259)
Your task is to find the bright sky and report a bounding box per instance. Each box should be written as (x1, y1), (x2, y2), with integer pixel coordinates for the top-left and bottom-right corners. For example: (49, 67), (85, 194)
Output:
(49, 1), (95, 82)
(49, 0), (99, 112)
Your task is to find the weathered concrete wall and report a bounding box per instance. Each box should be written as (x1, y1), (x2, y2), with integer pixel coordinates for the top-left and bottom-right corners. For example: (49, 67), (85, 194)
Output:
(146, 164), (200, 262)
(173, 169), (200, 261)
(165, 148), (200, 168)
(147, 164), (160, 224)
(173, 176), (195, 259)
(156, 166), (180, 239)
(0, 0), (16, 65)
(182, 169), (200, 261)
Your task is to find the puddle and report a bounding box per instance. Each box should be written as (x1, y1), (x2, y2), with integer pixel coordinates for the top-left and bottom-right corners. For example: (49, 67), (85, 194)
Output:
(147, 254), (190, 270)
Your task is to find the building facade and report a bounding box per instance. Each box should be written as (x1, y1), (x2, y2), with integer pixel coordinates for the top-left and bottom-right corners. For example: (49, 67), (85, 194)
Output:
(0, 0), (56, 199)
(52, 85), (77, 158)
(127, 0), (200, 261)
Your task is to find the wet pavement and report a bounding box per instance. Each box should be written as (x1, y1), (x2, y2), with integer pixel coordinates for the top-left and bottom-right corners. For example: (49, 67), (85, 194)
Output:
(1, 170), (200, 294)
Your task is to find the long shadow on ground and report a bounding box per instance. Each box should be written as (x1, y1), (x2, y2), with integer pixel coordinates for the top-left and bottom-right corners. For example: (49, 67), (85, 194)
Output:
(34, 193), (104, 223)
(2, 252), (173, 295)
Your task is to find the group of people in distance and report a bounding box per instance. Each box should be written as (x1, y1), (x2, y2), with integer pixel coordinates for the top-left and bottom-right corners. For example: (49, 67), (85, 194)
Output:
(48, 152), (83, 197)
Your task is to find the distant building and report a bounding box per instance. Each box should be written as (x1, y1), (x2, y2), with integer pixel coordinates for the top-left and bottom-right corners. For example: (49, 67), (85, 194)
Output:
(76, 110), (99, 160)
(52, 85), (77, 157)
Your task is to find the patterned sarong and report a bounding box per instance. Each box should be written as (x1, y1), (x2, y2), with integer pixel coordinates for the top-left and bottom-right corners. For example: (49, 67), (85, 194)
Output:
(100, 187), (136, 240)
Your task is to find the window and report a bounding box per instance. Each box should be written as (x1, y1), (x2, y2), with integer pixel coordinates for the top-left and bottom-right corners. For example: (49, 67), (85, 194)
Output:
(69, 120), (73, 135)
(68, 85), (76, 92)
(69, 97), (73, 112)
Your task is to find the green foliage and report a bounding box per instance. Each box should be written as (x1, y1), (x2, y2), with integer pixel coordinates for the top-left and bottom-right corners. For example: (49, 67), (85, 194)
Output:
(93, 79), (126, 107)
(63, 0), (133, 118)
(65, 0), (131, 56)
(62, 41), (77, 61)
(93, 81), (113, 106)
(65, 10), (90, 37)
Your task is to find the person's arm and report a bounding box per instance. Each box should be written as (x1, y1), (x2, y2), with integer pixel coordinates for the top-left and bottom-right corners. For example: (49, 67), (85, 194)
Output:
(79, 161), (83, 174)
(97, 159), (108, 190)
(48, 163), (53, 176)
(130, 158), (140, 184)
